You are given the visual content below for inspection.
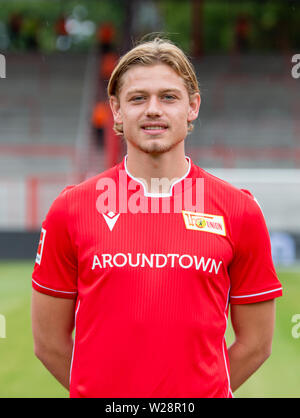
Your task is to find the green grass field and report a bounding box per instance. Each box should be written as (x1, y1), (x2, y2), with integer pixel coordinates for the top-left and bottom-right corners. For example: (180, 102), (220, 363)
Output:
(0, 260), (299, 398)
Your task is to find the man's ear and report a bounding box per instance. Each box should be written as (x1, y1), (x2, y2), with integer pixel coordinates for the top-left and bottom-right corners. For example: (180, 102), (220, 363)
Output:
(109, 95), (123, 125)
(187, 93), (201, 123)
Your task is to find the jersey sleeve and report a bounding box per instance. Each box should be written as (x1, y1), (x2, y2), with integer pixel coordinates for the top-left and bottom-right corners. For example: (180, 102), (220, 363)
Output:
(32, 186), (78, 299)
(229, 191), (282, 305)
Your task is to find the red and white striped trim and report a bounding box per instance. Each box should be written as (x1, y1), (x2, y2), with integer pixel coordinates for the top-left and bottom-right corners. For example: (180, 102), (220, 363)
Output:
(69, 300), (81, 387)
(230, 287), (282, 300)
(223, 287), (233, 398)
(32, 279), (77, 295)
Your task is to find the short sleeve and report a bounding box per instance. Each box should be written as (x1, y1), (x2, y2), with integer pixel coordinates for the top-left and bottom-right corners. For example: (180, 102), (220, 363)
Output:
(229, 191), (282, 305)
(32, 186), (78, 299)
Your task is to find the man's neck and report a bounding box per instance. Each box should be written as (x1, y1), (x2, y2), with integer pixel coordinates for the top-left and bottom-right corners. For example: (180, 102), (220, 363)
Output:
(125, 149), (189, 195)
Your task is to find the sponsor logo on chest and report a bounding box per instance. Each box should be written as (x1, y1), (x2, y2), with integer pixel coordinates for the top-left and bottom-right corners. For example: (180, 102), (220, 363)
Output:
(91, 252), (223, 275)
(182, 211), (226, 236)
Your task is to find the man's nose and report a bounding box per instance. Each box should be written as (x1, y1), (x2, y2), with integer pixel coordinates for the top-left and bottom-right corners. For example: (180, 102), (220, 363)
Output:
(145, 96), (163, 117)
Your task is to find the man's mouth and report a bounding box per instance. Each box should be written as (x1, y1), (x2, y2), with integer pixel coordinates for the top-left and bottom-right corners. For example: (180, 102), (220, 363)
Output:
(141, 123), (168, 134)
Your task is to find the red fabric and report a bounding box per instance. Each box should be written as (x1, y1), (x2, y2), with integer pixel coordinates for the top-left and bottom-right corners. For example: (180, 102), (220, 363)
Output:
(32, 157), (282, 398)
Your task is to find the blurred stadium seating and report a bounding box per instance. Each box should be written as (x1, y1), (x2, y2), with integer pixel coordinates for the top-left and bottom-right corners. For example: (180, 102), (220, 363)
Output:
(189, 54), (299, 168)
(0, 50), (105, 231)
(0, 53), (88, 146)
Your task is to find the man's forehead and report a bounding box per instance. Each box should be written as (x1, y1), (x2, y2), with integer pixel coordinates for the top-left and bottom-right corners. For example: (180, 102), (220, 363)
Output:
(119, 63), (187, 94)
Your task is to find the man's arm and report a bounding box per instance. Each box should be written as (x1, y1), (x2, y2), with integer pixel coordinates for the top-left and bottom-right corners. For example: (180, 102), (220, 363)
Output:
(227, 299), (276, 393)
(31, 289), (77, 390)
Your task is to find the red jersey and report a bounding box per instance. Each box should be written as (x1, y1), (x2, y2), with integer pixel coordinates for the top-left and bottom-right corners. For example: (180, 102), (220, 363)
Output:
(32, 156), (282, 398)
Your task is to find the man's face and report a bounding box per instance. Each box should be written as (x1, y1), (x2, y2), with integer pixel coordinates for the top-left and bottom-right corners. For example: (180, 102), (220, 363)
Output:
(110, 63), (200, 155)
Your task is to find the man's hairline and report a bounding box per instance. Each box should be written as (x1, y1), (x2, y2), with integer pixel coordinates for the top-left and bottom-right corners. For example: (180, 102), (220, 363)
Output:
(109, 62), (197, 102)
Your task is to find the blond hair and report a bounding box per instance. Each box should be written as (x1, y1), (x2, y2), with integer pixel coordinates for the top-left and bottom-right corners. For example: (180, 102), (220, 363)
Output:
(107, 37), (200, 135)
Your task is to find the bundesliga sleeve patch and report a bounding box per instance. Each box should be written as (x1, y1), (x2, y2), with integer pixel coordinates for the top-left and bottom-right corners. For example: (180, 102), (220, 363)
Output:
(182, 211), (226, 236)
(36, 228), (46, 265)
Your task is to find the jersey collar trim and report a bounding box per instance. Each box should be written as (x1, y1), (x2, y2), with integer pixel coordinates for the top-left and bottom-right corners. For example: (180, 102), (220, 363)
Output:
(123, 155), (192, 198)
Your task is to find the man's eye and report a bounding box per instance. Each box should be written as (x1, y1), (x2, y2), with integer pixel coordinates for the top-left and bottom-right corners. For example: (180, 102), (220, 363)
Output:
(131, 96), (145, 102)
(163, 95), (176, 101)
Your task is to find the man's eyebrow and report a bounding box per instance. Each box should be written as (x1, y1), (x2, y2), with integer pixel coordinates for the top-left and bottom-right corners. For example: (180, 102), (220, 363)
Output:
(160, 88), (182, 95)
(125, 89), (147, 98)
(125, 88), (183, 98)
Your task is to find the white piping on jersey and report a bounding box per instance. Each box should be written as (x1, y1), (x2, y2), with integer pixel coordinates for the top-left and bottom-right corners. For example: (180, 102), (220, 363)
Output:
(69, 300), (81, 387)
(230, 287), (282, 300)
(32, 279), (77, 295)
(222, 287), (233, 398)
(124, 154), (191, 197)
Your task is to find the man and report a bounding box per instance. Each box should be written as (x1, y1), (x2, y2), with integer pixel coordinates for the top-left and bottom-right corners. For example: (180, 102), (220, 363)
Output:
(32, 38), (282, 398)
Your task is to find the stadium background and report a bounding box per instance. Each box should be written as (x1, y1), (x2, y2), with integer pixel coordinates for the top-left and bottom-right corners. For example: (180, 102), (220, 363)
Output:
(0, 0), (299, 398)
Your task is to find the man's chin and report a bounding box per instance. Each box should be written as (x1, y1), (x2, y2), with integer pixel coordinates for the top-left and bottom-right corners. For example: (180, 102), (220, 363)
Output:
(137, 139), (173, 154)
(126, 135), (184, 155)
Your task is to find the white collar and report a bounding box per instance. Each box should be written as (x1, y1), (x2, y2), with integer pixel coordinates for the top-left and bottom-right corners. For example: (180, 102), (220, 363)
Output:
(124, 155), (191, 198)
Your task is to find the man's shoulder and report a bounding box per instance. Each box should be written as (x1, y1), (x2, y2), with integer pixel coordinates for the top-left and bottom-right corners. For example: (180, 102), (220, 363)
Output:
(48, 163), (121, 217)
(60, 163), (121, 197)
(195, 164), (254, 201)
(193, 163), (262, 223)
